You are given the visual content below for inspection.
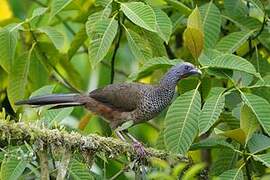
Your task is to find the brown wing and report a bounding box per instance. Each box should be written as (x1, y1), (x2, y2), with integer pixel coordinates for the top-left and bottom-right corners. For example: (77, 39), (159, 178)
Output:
(89, 83), (153, 111)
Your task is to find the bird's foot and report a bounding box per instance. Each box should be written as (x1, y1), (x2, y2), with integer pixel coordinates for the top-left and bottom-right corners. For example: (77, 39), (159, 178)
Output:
(132, 141), (148, 159)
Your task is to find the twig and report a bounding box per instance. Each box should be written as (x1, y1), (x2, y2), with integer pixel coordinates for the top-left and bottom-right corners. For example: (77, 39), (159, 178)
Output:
(0, 119), (189, 161)
(37, 149), (50, 180)
(110, 15), (123, 84)
(102, 61), (128, 77)
(56, 150), (71, 180)
(164, 42), (176, 59)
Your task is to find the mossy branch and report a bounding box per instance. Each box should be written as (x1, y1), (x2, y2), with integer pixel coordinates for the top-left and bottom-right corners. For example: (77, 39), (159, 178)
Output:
(0, 119), (189, 162)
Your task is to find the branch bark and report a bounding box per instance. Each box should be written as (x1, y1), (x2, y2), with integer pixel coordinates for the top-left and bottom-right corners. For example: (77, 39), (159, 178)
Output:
(0, 120), (188, 162)
(37, 149), (50, 180)
(56, 150), (71, 180)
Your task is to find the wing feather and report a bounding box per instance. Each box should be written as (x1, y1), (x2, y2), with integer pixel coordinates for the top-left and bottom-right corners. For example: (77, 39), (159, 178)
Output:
(89, 83), (152, 111)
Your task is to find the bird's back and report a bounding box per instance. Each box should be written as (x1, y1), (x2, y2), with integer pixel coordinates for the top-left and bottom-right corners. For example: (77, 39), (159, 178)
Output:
(89, 83), (154, 112)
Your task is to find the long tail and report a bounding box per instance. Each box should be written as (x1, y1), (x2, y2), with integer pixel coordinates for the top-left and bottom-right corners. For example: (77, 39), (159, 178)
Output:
(15, 94), (84, 108)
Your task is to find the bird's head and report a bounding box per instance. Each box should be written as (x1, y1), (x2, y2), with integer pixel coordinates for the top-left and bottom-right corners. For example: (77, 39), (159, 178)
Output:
(170, 62), (202, 79)
(160, 62), (202, 88)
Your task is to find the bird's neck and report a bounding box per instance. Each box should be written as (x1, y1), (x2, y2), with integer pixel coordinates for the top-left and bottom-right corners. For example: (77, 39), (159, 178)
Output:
(159, 71), (180, 90)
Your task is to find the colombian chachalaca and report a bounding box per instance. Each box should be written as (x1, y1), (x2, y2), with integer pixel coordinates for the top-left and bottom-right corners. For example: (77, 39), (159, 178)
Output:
(16, 62), (201, 156)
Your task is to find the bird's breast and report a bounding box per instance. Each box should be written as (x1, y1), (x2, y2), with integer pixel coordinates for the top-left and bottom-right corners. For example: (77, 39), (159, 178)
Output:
(135, 88), (175, 121)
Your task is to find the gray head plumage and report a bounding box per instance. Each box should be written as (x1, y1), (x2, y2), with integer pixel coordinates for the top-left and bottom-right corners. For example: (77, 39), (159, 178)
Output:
(159, 62), (202, 88)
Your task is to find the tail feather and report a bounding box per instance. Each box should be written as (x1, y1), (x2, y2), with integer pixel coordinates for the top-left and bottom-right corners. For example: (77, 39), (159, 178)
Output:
(15, 94), (83, 107)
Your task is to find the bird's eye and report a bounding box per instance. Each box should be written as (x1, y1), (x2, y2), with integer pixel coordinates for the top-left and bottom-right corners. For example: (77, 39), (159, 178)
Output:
(184, 66), (190, 70)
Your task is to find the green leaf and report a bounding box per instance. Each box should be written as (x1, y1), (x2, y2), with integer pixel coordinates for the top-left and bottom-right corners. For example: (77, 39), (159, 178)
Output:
(0, 24), (19, 73)
(95, 0), (112, 7)
(38, 27), (65, 50)
(30, 7), (48, 20)
(224, 0), (248, 17)
(68, 158), (94, 180)
(87, 17), (118, 68)
(50, 0), (72, 21)
(30, 85), (55, 97)
(8, 51), (32, 111)
(58, 55), (84, 90)
(199, 49), (258, 77)
(219, 112), (240, 129)
(258, 30), (270, 51)
(125, 28), (152, 63)
(85, 8), (112, 36)
(128, 57), (181, 81)
(241, 93), (270, 135)
(216, 31), (254, 53)
(223, 15), (261, 32)
(249, 0), (264, 15)
(44, 107), (74, 126)
(164, 0), (191, 16)
(1, 157), (28, 180)
(143, 31), (167, 57)
(165, 88), (201, 154)
(190, 137), (234, 150)
(156, 129), (166, 150)
(240, 104), (259, 144)
(218, 168), (244, 180)
(171, 13), (185, 32)
(153, 8), (172, 43)
(68, 26), (87, 58)
(247, 133), (270, 154)
(199, 89), (225, 135)
(211, 147), (239, 176)
(253, 153), (270, 168)
(120, 2), (156, 32)
(199, 2), (221, 49)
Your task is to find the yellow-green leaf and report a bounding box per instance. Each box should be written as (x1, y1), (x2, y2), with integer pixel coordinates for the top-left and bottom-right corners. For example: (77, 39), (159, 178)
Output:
(214, 128), (246, 144)
(187, 6), (202, 30)
(183, 27), (204, 59)
(240, 104), (259, 144)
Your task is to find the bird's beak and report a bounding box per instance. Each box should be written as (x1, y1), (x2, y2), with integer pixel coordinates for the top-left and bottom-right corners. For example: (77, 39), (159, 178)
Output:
(190, 68), (202, 75)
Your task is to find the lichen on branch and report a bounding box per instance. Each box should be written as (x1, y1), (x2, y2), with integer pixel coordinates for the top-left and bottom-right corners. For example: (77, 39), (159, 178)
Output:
(0, 119), (188, 162)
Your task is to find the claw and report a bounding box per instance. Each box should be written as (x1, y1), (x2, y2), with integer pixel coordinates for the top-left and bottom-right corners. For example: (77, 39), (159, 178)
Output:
(132, 141), (148, 158)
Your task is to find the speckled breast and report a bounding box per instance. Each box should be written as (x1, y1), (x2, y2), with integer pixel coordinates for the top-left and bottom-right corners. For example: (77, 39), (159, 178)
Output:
(135, 88), (175, 122)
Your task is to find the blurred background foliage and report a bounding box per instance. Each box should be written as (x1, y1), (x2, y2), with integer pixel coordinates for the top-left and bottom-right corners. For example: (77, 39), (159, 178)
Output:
(0, 0), (270, 179)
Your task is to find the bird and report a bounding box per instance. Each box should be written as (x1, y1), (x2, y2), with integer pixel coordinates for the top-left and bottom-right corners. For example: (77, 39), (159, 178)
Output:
(16, 62), (201, 156)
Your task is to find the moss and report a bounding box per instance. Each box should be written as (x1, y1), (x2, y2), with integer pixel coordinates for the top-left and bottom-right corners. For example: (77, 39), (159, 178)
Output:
(0, 119), (188, 162)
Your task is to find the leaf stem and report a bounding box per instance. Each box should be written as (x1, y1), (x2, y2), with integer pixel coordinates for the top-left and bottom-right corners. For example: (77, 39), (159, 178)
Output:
(110, 14), (123, 84)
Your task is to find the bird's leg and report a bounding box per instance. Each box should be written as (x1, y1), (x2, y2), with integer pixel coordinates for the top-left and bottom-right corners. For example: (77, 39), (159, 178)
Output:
(115, 131), (126, 141)
(122, 130), (148, 158)
(115, 130), (148, 158)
